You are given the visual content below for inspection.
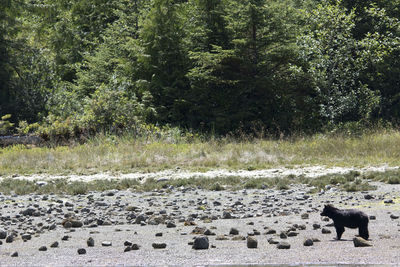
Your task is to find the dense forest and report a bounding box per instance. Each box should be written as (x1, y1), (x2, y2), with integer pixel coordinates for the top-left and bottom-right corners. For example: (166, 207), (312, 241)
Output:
(1, 0), (400, 139)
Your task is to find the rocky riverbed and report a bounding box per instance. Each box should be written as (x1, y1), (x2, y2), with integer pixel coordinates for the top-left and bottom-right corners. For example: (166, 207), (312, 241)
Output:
(0, 180), (399, 266)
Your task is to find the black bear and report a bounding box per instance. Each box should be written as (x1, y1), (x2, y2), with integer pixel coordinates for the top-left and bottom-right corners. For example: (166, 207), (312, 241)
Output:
(320, 204), (369, 240)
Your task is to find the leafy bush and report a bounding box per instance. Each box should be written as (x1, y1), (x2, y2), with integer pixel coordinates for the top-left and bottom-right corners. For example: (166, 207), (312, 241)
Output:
(0, 114), (14, 135)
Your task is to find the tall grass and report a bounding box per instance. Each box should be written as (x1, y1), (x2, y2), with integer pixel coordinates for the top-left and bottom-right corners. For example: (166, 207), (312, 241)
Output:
(1, 130), (400, 176)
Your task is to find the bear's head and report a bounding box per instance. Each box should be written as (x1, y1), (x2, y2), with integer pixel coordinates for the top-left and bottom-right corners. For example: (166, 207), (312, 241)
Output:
(320, 204), (336, 217)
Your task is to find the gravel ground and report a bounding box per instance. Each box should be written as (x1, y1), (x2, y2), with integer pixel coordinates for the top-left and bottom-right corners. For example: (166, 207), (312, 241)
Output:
(0, 179), (399, 266)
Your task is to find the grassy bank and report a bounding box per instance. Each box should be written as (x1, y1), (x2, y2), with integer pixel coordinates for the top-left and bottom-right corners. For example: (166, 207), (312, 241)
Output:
(1, 130), (400, 176)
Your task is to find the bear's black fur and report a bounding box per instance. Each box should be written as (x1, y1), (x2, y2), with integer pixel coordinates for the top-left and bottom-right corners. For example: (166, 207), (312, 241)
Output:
(320, 204), (369, 240)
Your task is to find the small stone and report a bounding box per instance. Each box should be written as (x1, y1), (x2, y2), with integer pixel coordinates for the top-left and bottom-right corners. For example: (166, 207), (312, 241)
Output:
(279, 232), (287, 239)
(223, 211), (232, 219)
(63, 221), (72, 228)
(6, 235), (13, 243)
(87, 237), (94, 247)
(50, 241), (59, 248)
(264, 229), (276, 235)
(166, 221), (176, 228)
(369, 215), (376, 220)
(124, 246), (131, 252)
(204, 229), (216, 236)
(247, 236), (258, 249)
(124, 240), (133, 246)
(0, 229), (7, 239)
(192, 236), (209, 250)
(77, 248), (86, 254)
(39, 246), (47, 251)
(268, 238), (279, 244)
(353, 237), (372, 247)
(277, 242), (290, 249)
(287, 231), (299, 237)
(11, 252), (18, 257)
(21, 234), (31, 241)
(152, 243), (167, 249)
(216, 235), (229, 241)
(321, 228), (331, 234)
(131, 244), (140, 250)
(101, 241), (112, 247)
(231, 235), (246, 241)
(61, 235), (70, 241)
(155, 233), (163, 237)
(313, 223), (321, 230)
(229, 228), (239, 235)
(364, 194), (374, 200)
(390, 214), (399, 219)
(301, 213), (309, 219)
(384, 199), (394, 204)
(303, 239), (314, 246)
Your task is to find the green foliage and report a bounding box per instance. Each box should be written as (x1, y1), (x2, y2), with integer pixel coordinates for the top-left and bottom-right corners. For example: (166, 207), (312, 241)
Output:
(298, 1), (380, 124)
(2, 0), (400, 138)
(0, 114), (14, 135)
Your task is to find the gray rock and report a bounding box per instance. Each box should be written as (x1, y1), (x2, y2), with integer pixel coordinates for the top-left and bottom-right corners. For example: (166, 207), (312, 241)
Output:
(39, 246), (47, 251)
(193, 236), (209, 250)
(223, 211), (232, 219)
(124, 246), (131, 252)
(152, 243), (167, 249)
(301, 213), (309, 219)
(61, 235), (70, 241)
(321, 228), (331, 234)
(303, 239), (314, 246)
(267, 238), (279, 244)
(11, 252), (18, 257)
(87, 237), (94, 247)
(312, 223), (321, 230)
(124, 240), (133, 246)
(21, 234), (31, 241)
(353, 237), (372, 247)
(390, 214), (399, 219)
(247, 236), (258, 249)
(6, 235), (13, 243)
(77, 248), (86, 254)
(277, 242), (291, 249)
(229, 228), (239, 235)
(204, 229), (216, 236)
(21, 208), (36, 216)
(166, 221), (176, 228)
(384, 199), (394, 204)
(50, 241), (59, 248)
(131, 244), (140, 250)
(102, 241), (112, 247)
(264, 229), (276, 235)
(279, 232), (287, 239)
(0, 229), (7, 239)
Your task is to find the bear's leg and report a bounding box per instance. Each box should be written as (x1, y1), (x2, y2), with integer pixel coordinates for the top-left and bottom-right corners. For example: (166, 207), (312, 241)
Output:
(359, 224), (369, 240)
(335, 225), (345, 240)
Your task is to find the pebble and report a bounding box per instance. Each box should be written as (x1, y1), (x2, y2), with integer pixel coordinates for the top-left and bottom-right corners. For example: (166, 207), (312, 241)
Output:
(39, 246), (47, 251)
(193, 236), (209, 250)
(77, 248), (86, 254)
(152, 243), (167, 249)
(390, 214), (399, 219)
(321, 228), (331, 234)
(303, 239), (314, 246)
(87, 237), (94, 247)
(229, 228), (239, 235)
(102, 241), (112, 247)
(50, 241), (59, 248)
(11, 251), (18, 257)
(0, 229), (7, 239)
(353, 237), (372, 247)
(131, 244), (140, 250)
(247, 236), (258, 249)
(277, 242), (291, 249)
(6, 235), (14, 243)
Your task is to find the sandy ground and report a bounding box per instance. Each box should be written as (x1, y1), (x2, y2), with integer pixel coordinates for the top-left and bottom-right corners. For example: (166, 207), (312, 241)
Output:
(0, 176), (399, 266)
(4, 165), (399, 182)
